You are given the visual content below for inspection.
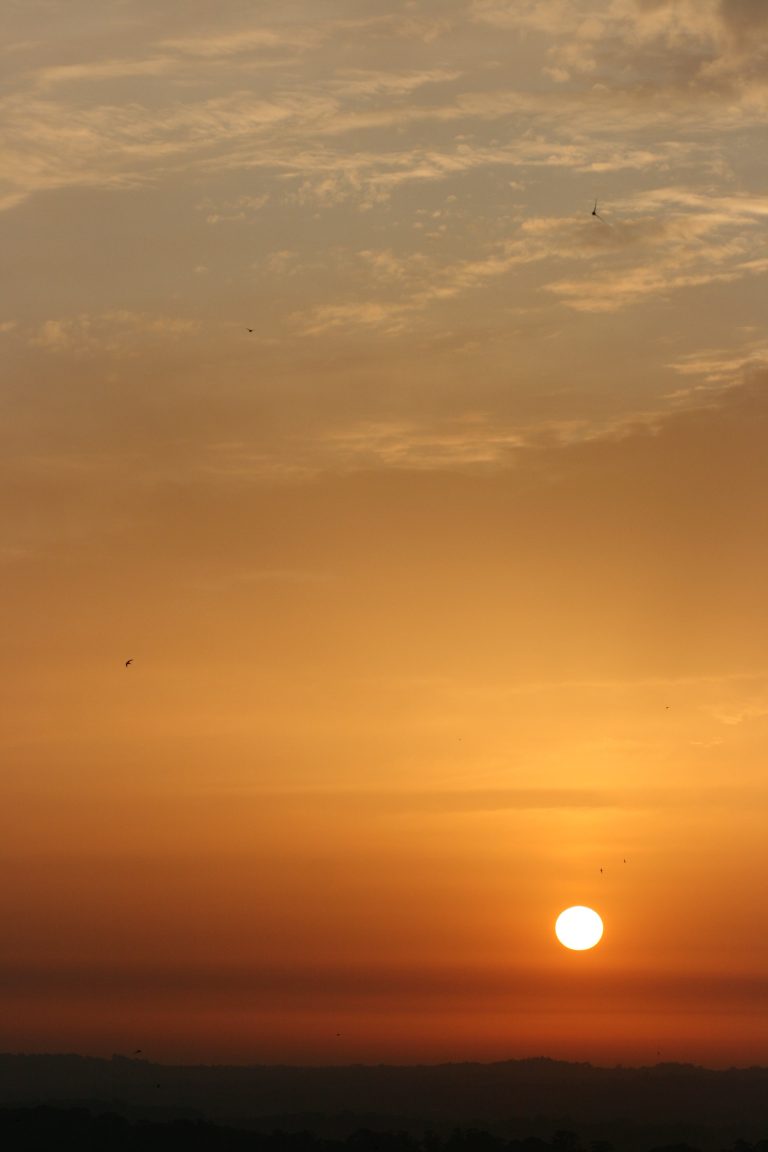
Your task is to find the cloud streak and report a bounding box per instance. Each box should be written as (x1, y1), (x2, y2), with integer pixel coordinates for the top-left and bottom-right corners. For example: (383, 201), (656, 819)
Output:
(4, 960), (768, 1013)
(3, 0), (765, 216)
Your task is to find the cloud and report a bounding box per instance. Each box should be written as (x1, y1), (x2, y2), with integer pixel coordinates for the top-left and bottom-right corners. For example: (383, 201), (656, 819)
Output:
(473, 0), (768, 101)
(195, 784), (768, 814)
(203, 420), (514, 479)
(540, 190), (768, 312)
(198, 193), (269, 224)
(31, 310), (194, 354)
(299, 300), (413, 337)
(32, 56), (181, 89)
(667, 340), (768, 396)
(4, 959), (768, 1013)
(720, 0), (768, 37)
(195, 377), (738, 475)
(548, 253), (768, 313)
(4, 1), (763, 218)
(27, 23), (323, 90)
(159, 26), (322, 59)
(290, 184), (768, 337)
(293, 227), (557, 336)
(328, 67), (463, 100)
(711, 698), (768, 726)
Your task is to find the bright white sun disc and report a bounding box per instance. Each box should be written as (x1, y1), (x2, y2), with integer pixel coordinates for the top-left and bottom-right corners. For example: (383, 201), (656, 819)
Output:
(555, 906), (603, 951)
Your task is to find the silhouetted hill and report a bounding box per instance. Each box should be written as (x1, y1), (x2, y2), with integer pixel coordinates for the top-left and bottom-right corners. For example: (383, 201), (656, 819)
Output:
(1, 1056), (768, 1151)
(2, 1106), (768, 1152)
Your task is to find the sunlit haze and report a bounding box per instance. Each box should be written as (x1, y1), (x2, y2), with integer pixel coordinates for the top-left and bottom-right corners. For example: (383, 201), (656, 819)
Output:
(1, 0), (767, 1068)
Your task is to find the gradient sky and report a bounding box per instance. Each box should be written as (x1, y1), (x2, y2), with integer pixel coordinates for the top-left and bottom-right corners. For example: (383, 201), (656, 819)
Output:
(1, 0), (768, 1068)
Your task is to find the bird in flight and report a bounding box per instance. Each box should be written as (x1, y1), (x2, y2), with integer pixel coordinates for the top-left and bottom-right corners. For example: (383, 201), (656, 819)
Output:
(125, 658), (133, 667)
(247, 328), (253, 333)
(592, 199), (603, 221)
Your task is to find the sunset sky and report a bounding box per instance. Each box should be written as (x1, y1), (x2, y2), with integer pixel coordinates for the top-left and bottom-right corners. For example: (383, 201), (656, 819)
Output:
(2, 0), (768, 1068)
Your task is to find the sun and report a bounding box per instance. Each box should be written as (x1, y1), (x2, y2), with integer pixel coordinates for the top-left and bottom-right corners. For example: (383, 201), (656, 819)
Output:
(555, 906), (603, 951)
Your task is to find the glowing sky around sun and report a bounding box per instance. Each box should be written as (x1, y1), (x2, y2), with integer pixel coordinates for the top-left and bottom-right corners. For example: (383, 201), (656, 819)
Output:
(1, 0), (768, 1067)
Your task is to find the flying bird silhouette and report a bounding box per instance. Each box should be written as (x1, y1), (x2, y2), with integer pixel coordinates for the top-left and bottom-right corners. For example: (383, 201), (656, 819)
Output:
(592, 199), (603, 221)
(125, 658), (133, 667)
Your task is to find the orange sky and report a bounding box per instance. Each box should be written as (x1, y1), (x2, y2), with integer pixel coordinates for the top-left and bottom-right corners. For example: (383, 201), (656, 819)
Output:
(1, 0), (768, 1066)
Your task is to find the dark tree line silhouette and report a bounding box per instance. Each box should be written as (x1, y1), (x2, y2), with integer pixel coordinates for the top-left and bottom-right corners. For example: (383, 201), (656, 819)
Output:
(2, 1109), (768, 1152)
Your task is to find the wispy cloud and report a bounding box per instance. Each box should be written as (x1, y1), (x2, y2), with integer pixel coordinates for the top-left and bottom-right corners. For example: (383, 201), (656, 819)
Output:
(541, 191), (768, 312)
(4, 1), (762, 217)
(5, 958), (768, 1011)
(667, 341), (768, 397)
(291, 185), (768, 335)
(201, 783), (768, 814)
(159, 26), (323, 59)
(30, 310), (194, 354)
(711, 698), (768, 726)
(548, 253), (768, 314)
(200, 401), (680, 477)
(198, 193), (269, 223)
(471, 0), (767, 95)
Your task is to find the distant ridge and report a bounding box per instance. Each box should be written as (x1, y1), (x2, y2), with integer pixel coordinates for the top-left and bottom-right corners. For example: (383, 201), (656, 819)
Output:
(1, 1055), (767, 1151)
